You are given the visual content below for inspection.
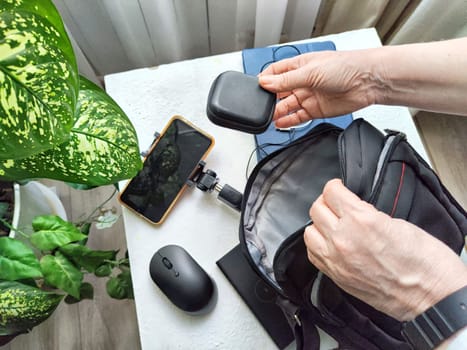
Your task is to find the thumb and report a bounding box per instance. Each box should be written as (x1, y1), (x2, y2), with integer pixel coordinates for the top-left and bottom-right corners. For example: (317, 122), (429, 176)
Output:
(322, 179), (365, 218)
(259, 69), (310, 93)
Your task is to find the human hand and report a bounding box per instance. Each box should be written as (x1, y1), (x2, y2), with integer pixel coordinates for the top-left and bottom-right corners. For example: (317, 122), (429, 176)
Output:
(258, 50), (378, 128)
(304, 179), (467, 321)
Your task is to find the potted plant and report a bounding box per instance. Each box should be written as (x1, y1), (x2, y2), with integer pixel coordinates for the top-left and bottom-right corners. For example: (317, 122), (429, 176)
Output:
(0, 0), (143, 343)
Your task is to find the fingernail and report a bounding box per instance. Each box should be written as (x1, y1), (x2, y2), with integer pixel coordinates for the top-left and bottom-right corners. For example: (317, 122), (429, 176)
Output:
(259, 75), (273, 86)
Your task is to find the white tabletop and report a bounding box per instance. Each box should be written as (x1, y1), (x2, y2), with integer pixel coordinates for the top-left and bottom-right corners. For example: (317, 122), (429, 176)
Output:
(105, 28), (429, 350)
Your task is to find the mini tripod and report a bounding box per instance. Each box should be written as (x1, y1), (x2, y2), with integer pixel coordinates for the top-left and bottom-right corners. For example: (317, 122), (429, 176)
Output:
(187, 161), (243, 212)
(143, 131), (243, 212)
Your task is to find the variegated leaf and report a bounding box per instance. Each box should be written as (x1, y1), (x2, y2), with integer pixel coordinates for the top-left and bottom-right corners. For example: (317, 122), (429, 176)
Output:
(0, 77), (142, 186)
(0, 0), (79, 160)
(0, 280), (63, 336)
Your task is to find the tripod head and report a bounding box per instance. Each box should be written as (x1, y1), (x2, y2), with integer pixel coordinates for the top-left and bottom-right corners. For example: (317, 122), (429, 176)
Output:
(188, 161), (242, 212)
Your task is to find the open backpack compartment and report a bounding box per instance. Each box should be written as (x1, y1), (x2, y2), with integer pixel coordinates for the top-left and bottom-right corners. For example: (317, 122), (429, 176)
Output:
(238, 119), (467, 349)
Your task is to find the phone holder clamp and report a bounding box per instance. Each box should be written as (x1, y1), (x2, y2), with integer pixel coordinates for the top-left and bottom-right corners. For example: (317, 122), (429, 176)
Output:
(188, 161), (242, 212)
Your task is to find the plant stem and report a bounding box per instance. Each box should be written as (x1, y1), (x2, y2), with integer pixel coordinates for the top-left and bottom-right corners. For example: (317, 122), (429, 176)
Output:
(79, 187), (117, 225)
(103, 258), (129, 268)
(0, 218), (29, 239)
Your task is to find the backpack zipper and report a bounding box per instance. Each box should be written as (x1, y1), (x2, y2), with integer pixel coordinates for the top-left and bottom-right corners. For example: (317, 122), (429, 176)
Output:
(369, 130), (407, 203)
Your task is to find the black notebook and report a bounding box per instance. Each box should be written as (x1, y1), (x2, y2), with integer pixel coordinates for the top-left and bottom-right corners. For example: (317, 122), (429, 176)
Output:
(216, 244), (294, 349)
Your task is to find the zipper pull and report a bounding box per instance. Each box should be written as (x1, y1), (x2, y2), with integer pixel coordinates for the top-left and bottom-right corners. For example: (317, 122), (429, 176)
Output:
(384, 128), (406, 140)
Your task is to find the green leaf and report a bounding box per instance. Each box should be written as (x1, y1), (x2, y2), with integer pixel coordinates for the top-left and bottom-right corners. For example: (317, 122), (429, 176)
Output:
(15, 278), (37, 288)
(94, 264), (112, 277)
(0, 280), (63, 336)
(106, 277), (126, 300)
(40, 252), (82, 299)
(1, 1), (74, 60)
(64, 282), (93, 304)
(119, 258), (130, 268)
(0, 0), (141, 186)
(30, 215), (87, 251)
(0, 0), (79, 160)
(79, 222), (91, 236)
(119, 270), (134, 299)
(0, 237), (42, 280)
(78, 282), (93, 300)
(106, 270), (133, 300)
(59, 243), (117, 273)
(0, 77), (143, 186)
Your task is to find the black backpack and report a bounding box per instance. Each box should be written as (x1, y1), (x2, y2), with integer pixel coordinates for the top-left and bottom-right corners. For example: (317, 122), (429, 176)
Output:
(238, 119), (467, 349)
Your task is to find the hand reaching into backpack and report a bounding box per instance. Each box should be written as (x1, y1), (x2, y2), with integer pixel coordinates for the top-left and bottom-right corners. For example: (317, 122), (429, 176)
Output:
(304, 179), (467, 321)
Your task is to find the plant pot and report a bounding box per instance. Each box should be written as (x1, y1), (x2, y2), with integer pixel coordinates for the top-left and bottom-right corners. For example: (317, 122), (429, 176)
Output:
(1, 181), (66, 238)
(14, 181), (67, 237)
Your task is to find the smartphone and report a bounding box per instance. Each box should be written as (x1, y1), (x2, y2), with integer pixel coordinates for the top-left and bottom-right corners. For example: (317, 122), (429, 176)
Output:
(119, 116), (215, 225)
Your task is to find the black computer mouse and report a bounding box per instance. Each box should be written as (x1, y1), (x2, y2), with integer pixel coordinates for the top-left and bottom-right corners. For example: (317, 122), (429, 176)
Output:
(149, 244), (217, 315)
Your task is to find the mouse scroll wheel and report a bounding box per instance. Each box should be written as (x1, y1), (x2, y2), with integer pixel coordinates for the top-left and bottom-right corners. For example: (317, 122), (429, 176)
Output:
(162, 257), (173, 269)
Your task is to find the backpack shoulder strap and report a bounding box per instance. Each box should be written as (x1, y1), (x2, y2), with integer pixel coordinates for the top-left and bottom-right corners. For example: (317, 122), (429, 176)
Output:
(338, 119), (385, 199)
(276, 296), (320, 350)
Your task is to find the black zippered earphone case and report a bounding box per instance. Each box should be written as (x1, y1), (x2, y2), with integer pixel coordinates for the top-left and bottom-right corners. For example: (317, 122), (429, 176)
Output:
(206, 71), (276, 134)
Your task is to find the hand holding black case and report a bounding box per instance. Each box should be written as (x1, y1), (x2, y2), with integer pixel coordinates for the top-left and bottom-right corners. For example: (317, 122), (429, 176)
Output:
(206, 71), (276, 134)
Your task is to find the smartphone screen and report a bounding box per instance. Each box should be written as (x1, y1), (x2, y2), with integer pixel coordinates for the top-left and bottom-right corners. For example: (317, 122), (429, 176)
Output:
(119, 116), (214, 224)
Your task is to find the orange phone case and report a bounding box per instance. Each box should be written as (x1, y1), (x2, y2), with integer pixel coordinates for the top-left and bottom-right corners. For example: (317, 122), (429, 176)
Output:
(118, 115), (214, 225)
